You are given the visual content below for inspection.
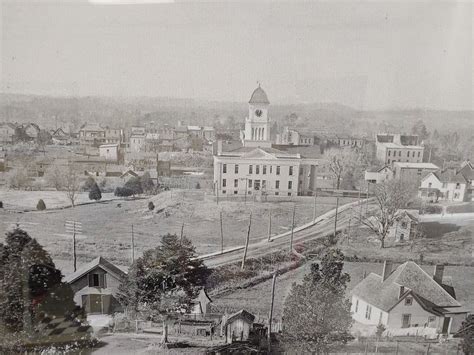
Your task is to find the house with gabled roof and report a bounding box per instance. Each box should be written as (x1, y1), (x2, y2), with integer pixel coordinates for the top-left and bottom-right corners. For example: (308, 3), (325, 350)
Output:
(419, 168), (471, 202)
(388, 210), (419, 242)
(64, 256), (127, 315)
(350, 261), (468, 336)
(364, 165), (394, 184)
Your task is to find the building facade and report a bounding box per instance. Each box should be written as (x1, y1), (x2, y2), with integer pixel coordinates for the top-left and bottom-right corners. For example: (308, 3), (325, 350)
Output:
(241, 85), (272, 148)
(376, 134), (424, 165)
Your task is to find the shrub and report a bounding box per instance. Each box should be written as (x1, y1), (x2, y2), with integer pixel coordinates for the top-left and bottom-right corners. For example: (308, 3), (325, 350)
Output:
(36, 199), (46, 211)
(124, 176), (143, 195)
(82, 176), (96, 192)
(114, 187), (134, 197)
(89, 182), (102, 201)
(148, 201), (155, 211)
(141, 172), (155, 194)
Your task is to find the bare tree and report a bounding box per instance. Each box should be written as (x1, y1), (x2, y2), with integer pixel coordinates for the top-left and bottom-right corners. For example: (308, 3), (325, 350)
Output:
(359, 179), (415, 248)
(324, 148), (364, 190)
(64, 164), (81, 207)
(44, 162), (65, 190)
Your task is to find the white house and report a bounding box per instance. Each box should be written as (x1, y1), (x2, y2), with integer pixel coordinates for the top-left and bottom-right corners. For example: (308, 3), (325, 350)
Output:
(364, 166), (393, 184)
(99, 143), (119, 162)
(351, 261), (467, 336)
(393, 162), (439, 182)
(388, 210), (419, 242)
(130, 134), (146, 153)
(419, 171), (469, 202)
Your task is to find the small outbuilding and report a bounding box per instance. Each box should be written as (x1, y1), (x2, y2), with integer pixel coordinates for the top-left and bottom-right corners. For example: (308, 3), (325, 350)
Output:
(224, 309), (255, 344)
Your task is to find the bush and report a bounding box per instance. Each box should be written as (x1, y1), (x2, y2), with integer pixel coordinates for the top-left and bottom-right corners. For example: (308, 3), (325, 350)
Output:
(89, 182), (102, 201)
(82, 176), (96, 192)
(114, 187), (134, 197)
(36, 199), (46, 211)
(141, 172), (155, 194)
(124, 176), (143, 195)
(148, 201), (155, 211)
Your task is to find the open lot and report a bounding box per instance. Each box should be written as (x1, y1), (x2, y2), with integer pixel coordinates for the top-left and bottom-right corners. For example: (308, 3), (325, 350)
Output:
(0, 189), (354, 274)
(212, 261), (474, 320)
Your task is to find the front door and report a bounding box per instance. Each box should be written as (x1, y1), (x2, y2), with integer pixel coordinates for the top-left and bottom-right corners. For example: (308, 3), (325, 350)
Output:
(89, 294), (103, 313)
(441, 317), (451, 334)
(402, 314), (411, 328)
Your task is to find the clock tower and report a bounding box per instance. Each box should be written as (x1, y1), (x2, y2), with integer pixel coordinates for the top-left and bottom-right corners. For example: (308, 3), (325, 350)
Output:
(243, 84), (272, 148)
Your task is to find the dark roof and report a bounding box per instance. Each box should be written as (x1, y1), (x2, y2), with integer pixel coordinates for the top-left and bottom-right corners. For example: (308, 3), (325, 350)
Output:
(458, 162), (474, 180)
(64, 256), (127, 284)
(248, 86), (270, 104)
(225, 309), (255, 326)
(376, 134), (393, 143)
(351, 261), (460, 312)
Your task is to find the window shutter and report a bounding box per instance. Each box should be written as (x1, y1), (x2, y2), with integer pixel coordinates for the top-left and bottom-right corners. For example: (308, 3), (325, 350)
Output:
(88, 274), (94, 287)
(99, 274), (106, 288)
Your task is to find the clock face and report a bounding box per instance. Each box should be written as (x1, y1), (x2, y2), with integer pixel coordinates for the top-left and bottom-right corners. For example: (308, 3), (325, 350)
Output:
(255, 109), (263, 117)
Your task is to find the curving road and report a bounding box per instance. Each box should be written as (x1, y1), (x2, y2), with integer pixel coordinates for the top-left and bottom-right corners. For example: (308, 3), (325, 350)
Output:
(201, 199), (371, 268)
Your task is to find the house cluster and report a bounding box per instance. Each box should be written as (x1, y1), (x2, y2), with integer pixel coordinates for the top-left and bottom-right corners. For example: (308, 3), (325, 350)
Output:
(214, 85), (323, 198)
(419, 161), (474, 202)
(351, 260), (468, 337)
(0, 122), (45, 144)
(129, 122), (215, 154)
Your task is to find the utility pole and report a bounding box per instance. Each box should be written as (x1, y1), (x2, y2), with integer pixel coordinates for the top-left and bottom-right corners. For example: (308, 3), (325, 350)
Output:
(358, 185), (363, 223)
(180, 222), (185, 242)
(131, 224), (135, 264)
(366, 182), (370, 216)
(268, 273), (277, 351)
(267, 211), (272, 242)
(241, 213), (252, 270)
(289, 205), (296, 253)
(334, 197), (340, 237)
(312, 191), (317, 221)
(220, 211), (224, 253)
(73, 222), (77, 272)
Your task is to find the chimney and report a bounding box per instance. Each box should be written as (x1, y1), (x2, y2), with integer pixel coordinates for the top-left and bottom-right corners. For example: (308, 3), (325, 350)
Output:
(399, 285), (405, 299)
(433, 264), (445, 284)
(216, 140), (223, 155)
(382, 260), (393, 282)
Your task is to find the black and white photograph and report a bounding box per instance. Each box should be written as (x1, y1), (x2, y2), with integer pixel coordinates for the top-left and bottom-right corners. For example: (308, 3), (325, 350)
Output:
(0, 0), (473, 353)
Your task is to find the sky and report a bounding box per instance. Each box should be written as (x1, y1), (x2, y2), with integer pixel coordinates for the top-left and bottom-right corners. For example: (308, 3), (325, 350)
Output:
(1, 1), (472, 110)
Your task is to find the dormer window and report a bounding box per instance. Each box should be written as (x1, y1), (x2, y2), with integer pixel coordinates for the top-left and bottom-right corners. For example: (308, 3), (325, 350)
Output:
(89, 273), (106, 288)
(404, 296), (413, 306)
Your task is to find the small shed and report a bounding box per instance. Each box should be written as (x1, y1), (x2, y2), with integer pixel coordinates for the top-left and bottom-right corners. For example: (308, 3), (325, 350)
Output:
(224, 309), (255, 344)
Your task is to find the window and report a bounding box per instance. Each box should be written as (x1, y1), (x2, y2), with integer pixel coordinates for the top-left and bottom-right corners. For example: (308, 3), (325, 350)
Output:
(418, 151), (421, 157)
(288, 192), (292, 196)
(223, 164), (227, 174)
(402, 314), (411, 328)
(222, 179), (226, 187)
(456, 183), (461, 190)
(388, 150), (391, 157)
(276, 166), (280, 175)
(289, 166), (293, 176)
(417, 169), (422, 176)
(263, 165), (267, 174)
(222, 190), (226, 194)
(412, 151), (415, 157)
(248, 179), (253, 188)
(365, 305), (372, 320)
(88, 273), (105, 288)
(428, 182), (432, 188)
(355, 299), (359, 313)
(270, 166), (273, 174)
(442, 182), (447, 188)
(262, 180), (266, 189)
(275, 180), (280, 189)
(404, 296), (413, 306)
(234, 191), (237, 195)
(234, 179), (238, 188)
(256, 165), (260, 174)
(235, 164), (239, 174)
(401, 221), (407, 228)
(275, 192), (279, 196)
(288, 181), (293, 189)
(428, 316), (436, 324)
(254, 180), (261, 190)
(249, 165), (253, 174)
(388, 159), (390, 164)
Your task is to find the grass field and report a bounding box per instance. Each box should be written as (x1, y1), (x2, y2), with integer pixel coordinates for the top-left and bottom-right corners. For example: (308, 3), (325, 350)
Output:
(212, 261), (474, 319)
(0, 189), (354, 274)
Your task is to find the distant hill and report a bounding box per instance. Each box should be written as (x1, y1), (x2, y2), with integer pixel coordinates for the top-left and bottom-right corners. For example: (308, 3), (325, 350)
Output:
(0, 93), (472, 137)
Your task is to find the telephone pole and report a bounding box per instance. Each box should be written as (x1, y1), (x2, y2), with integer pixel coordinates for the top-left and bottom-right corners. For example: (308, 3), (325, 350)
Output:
(268, 273), (277, 351)
(241, 213), (252, 270)
(289, 205), (296, 253)
(312, 191), (317, 221)
(267, 211), (272, 242)
(65, 220), (82, 272)
(334, 197), (340, 237)
(220, 211), (224, 253)
(131, 224), (135, 263)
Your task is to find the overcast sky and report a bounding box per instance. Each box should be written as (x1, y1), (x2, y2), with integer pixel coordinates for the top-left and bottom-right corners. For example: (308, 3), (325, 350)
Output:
(1, 1), (472, 110)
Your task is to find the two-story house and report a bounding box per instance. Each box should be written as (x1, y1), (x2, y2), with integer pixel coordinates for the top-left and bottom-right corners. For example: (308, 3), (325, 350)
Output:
(351, 261), (467, 336)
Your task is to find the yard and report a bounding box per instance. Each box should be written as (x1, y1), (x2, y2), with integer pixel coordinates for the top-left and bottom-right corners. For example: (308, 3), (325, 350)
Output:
(0, 189), (354, 274)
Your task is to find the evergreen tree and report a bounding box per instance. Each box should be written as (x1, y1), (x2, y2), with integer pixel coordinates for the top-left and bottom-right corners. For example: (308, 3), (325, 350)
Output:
(148, 201), (155, 211)
(141, 172), (155, 194)
(82, 176), (96, 192)
(0, 228), (76, 332)
(460, 315), (474, 355)
(36, 199), (46, 211)
(88, 182), (102, 201)
(283, 249), (353, 354)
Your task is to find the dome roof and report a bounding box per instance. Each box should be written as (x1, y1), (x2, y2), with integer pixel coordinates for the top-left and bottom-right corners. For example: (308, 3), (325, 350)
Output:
(249, 85), (270, 104)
